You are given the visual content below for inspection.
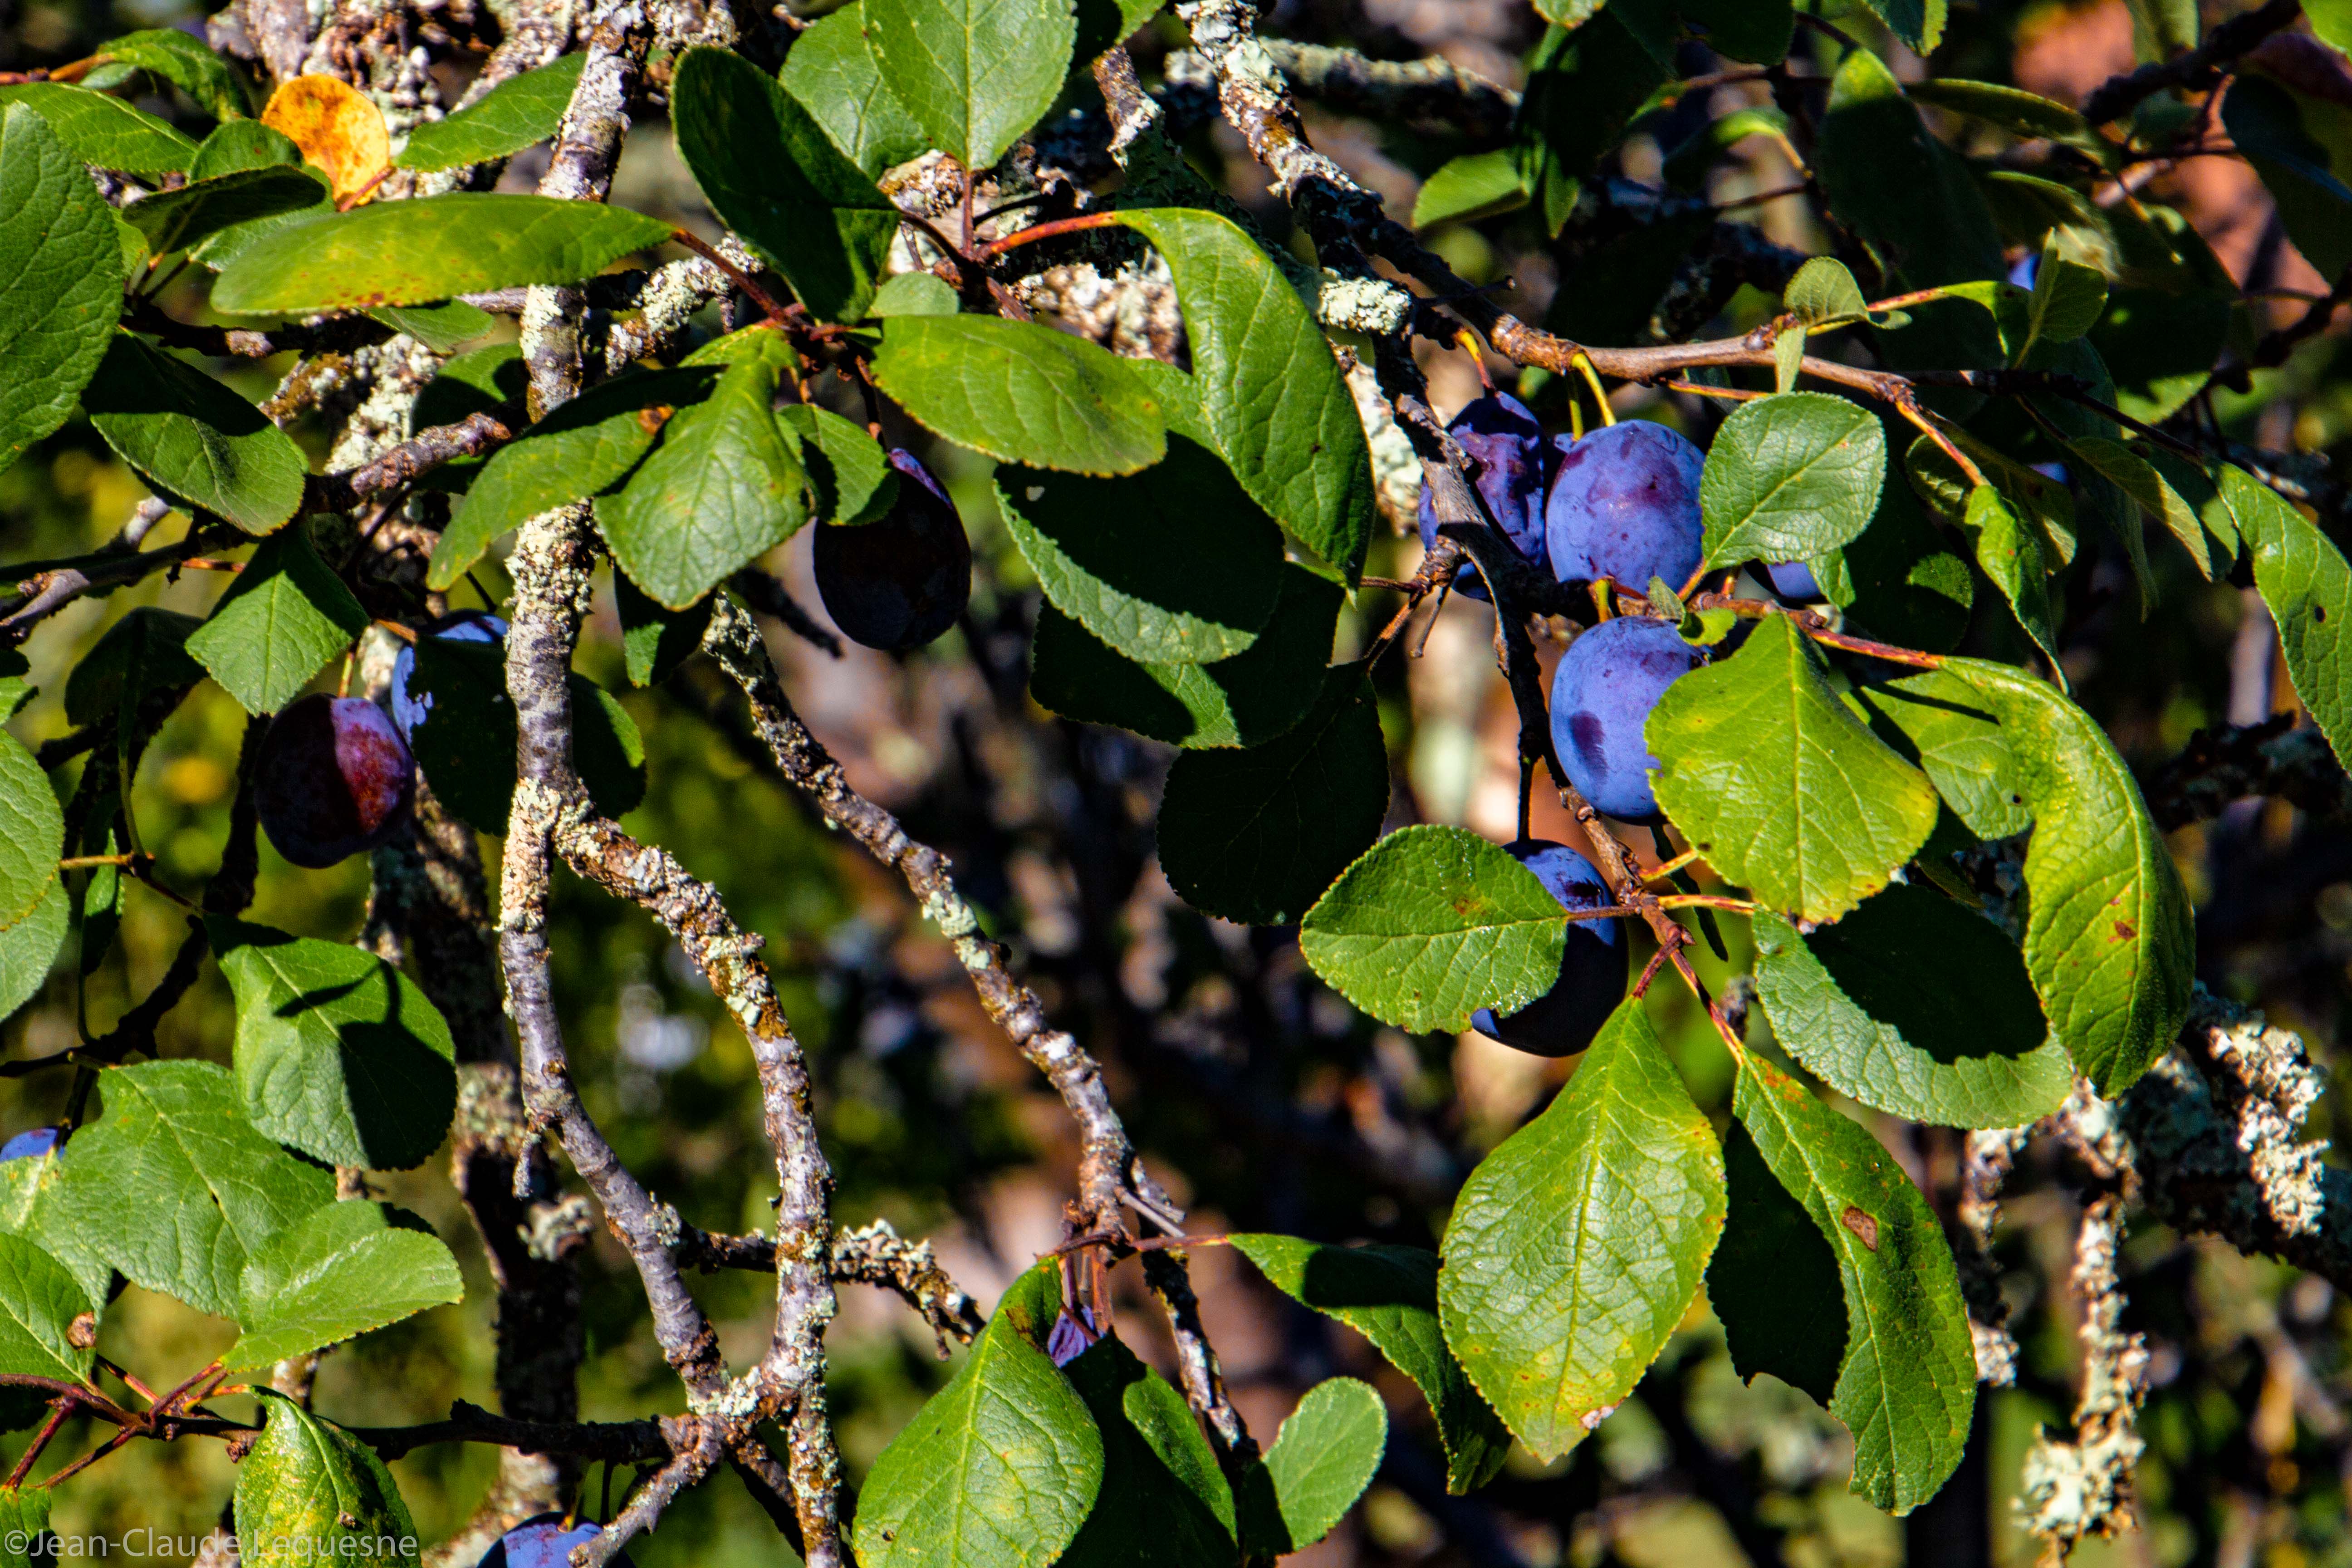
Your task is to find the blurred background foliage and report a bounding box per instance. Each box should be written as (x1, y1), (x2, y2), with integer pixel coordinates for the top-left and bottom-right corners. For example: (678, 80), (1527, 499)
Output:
(5, 0), (2352, 1563)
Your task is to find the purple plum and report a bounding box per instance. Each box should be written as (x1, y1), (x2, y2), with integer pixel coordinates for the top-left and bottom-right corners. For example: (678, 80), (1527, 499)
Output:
(1545, 420), (1705, 592)
(390, 612), (507, 740)
(1471, 841), (1627, 1057)
(1548, 615), (1702, 823)
(1416, 392), (1552, 598)
(474, 1514), (633, 1568)
(814, 449), (971, 650)
(255, 694), (416, 868)
(1764, 560), (1823, 602)
(0, 1127), (58, 1161)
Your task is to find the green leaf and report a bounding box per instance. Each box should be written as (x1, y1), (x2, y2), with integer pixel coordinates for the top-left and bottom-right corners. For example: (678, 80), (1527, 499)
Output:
(1960, 483), (2061, 666)
(428, 366), (716, 589)
(2139, 445), (2237, 578)
(1156, 664), (1387, 925)
(1518, 15), (1667, 234)
(213, 920), (459, 1172)
(672, 47), (897, 323)
(210, 193), (672, 314)
(1299, 825), (1571, 1035)
(1933, 659), (2193, 1095)
(1732, 1052), (1975, 1514)
(1030, 562), (1340, 748)
(395, 53), (583, 172)
(1750, 885), (2071, 1128)
(0, 103), (128, 475)
(1410, 149), (1529, 230)
(1439, 999), (1725, 1460)
(997, 440), (1282, 664)
(1705, 1119), (1842, 1405)
(0, 883), (68, 1019)
(2313, 0), (2352, 54)
(0, 730), (60, 935)
(1229, 1236), (1508, 1494)
(1784, 256), (1867, 324)
(366, 299), (495, 353)
(53, 1060), (333, 1318)
(1058, 1335), (1235, 1568)
(230, 1200), (463, 1369)
(186, 525), (369, 714)
(1113, 208), (1376, 583)
(0, 1137), (110, 1322)
(63, 606), (203, 725)
(82, 334), (309, 536)
(1237, 1378), (1385, 1556)
(2231, 467), (2352, 774)
(190, 119), (303, 180)
(854, 1290), (1103, 1568)
(2069, 436), (2210, 579)
(2019, 244), (2109, 359)
(1906, 78), (2096, 151)
(779, 2), (928, 179)
(0, 84), (195, 176)
(412, 342), (527, 436)
(235, 1395), (421, 1568)
(0, 1233), (93, 1385)
(1855, 0), (1945, 52)
(402, 639), (645, 828)
(0, 1485), (54, 1568)
(1856, 667), (2029, 840)
(863, 0), (1075, 170)
(2223, 76), (2352, 280)
(869, 314), (1165, 476)
(1647, 614), (1938, 922)
(617, 572), (712, 686)
(598, 346), (808, 609)
(96, 29), (252, 120)
(1698, 392), (1886, 570)
(869, 270), (959, 317)
(121, 166), (328, 259)
(779, 402), (897, 524)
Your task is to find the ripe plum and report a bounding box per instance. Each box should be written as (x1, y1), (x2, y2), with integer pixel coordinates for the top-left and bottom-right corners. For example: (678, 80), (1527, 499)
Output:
(814, 449), (971, 650)
(255, 694), (416, 868)
(1416, 392), (1551, 598)
(1548, 615), (1701, 822)
(1545, 420), (1704, 592)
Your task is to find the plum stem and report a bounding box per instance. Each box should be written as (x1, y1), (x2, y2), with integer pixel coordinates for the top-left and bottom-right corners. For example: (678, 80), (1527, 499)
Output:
(1570, 352), (1616, 426)
(1647, 848), (1704, 882)
(1659, 893), (1757, 914)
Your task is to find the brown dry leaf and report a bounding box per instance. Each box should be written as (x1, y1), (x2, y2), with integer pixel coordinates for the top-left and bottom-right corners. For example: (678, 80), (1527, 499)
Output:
(262, 75), (392, 205)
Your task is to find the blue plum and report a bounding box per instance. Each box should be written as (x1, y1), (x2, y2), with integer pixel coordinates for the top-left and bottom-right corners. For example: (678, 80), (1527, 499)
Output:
(1471, 841), (1626, 1058)
(814, 449), (971, 650)
(1416, 392), (1552, 598)
(255, 694), (416, 868)
(0, 1127), (57, 1161)
(1545, 420), (1704, 592)
(475, 1514), (633, 1568)
(390, 612), (508, 740)
(1764, 559), (1823, 602)
(1548, 615), (1701, 822)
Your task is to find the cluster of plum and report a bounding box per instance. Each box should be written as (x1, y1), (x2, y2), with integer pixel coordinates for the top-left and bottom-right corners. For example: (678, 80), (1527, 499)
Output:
(1415, 393), (1812, 1058)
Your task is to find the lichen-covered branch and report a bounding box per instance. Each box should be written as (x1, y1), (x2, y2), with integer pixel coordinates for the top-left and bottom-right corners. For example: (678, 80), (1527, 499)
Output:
(1960, 1128), (2027, 1388)
(2149, 719), (2352, 830)
(2018, 1193), (2150, 1555)
(309, 412), (512, 513)
(680, 1218), (984, 1352)
(1176, 39), (1518, 143)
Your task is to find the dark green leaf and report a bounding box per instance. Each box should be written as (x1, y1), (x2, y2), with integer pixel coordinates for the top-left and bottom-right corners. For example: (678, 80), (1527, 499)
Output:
(1855, 0), (1945, 52)
(1906, 78), (2095, 149)
(0, 730), (60, 934)
(1856, 667), (2030, 841)
(186, 524), (369, 714)
(1439, 999), (1725, 1460)
(213, 919), (459, 1171)
(1299, 825), (1570, 1035)
(854, 1288), (1103, 1568)
(780, 402), (897, 524)
(210, 193), (672, 314)
(0, 1233), (93, 1385)
(1058, 1335), (1235, 1568)
(1733, 1052), (1975, 1514)
(1029, 562), (1340, 748)
(1706, 1119), (1842, 1405)
(2020, 245), (2109, 356)
(2070, 435), (2210, 578)
(395, 54), (583, 172)
(1960, 483), (2061, 664)
(97, 28), (252, 120)
(1517, 16), (1666, 234)
(862, 0), (1075, 170)
(1156, 664), (1386, 925)
(779, 2), (927, 179)
(1229, 1235), (1508, 1494)
(412, 342), (526, 437)
(82, 334), (309, 535)
(672, 47), (897, 323)
(2231, 467), (2352, 774)
(230, 1200), (463, 1369)
(617, 572), (712, 686)
(402, 638), (645, 827)
(63, 606), (202, 725)
(1751, 885), (2071, 1128)
(0, 83), (195, 176)
(2140, 445), (2239, 577)
(1648, 614), (1938, 923)
(871, 314), (1165, 475)
(53, 1060), (333, 1318)
(2223, 75), (2352, 280)
(122, 166), (328, 258)
(1237, 1379), (1385, 1555)
(1699, 392), (1886, 569)
(0, 103), (129, 475)
(235, 1395), (421, 1568)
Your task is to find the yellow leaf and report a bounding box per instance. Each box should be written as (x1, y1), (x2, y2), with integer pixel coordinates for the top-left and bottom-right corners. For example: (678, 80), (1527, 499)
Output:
(261, 75), (390, 205)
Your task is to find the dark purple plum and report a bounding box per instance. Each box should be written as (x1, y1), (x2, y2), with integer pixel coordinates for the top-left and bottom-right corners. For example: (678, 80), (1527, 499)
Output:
(474, 1514), (633, 1568)
(1548, 615), (1702, 823)
(1764, 560), (1823, 602)
(1046, 1305), (1100, 1367)
(0, 1127), (57, 1161)
(1545, 420), (1704, 592)
(1471, 841), (1626, 1057)
(1416, 392), (1552, 599)
(255, 694), (416, 868)
(814, 449), (971, 650)
(389, 612), (508, 740)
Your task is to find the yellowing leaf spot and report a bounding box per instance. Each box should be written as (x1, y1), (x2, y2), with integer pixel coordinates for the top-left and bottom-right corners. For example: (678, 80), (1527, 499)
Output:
(1840, 1205), (1879, 1252)
(262, 76), (392, 205)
